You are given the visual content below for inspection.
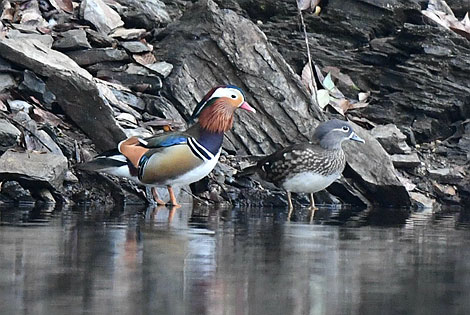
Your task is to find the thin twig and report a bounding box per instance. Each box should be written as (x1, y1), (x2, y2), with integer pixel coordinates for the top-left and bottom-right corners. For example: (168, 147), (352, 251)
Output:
(299, 9), (319, 105)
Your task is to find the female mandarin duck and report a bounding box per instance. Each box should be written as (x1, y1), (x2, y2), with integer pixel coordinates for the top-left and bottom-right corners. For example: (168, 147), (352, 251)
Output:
(80, 85), (256, 206)
(242, 119), (364, 219)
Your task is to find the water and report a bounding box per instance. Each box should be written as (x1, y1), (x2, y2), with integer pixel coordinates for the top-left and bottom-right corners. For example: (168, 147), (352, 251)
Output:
(1, 204), (470, 315)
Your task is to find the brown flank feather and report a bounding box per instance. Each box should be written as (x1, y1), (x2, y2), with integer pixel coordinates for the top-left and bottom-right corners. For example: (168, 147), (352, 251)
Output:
(198, 99), (236, 133)
(119, 136), (149, 168)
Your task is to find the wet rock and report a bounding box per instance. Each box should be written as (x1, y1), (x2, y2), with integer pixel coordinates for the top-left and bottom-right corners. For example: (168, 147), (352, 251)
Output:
(65, 48), (129, 66)
(410, 191), (434, 209)
(115, 0), (171, 29)
(0, 119), (21, 150)
(1, 181), (34, 203)
(52, 29), (92, 51)
(109, 27), (147, 40)
(0, 150), (68, 190)
(146, 61), (173, 78)
(0, 73), (16, 92)
(38, 188), (56, 203)
(391, 153), (421, 169)
(371, 124), (411, 154)
(18, 70), (56, 107)
(80, 0), (124, 35)
(120, 41), (153, 53)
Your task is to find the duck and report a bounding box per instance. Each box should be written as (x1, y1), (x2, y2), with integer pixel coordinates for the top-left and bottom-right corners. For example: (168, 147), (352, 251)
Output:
(241, 119), (364, 218)
(79, 85), (256, 206)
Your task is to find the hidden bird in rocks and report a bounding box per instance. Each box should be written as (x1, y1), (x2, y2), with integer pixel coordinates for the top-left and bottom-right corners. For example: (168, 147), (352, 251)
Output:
(241, 119), (364, 219)
(79, 85), (256, 206)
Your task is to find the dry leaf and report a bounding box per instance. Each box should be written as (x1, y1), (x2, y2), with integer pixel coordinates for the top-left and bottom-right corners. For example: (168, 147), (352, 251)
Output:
(55, 0), (73, 13)
(316, 89), (330, 109)
(32, 106), (63, 127)
(301, 63), (315, 95)
(422, 1), (470, 38)
(358, 91), (370, 102)
(134, 52), (157, 65)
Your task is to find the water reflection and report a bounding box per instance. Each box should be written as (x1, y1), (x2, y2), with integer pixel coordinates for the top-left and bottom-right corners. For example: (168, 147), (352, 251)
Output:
(0, 204), (470, 315)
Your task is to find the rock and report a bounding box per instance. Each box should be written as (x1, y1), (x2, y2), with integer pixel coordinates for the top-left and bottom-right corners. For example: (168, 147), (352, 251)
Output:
(155, 0), (324, 156)
(1, 181), (34, 203)
(391, 153), (421, 169)
(109, 27), (147, 40)
(7, 100), (32, 114)
(85, 29), (119, 48)
(111, 88), (146, 111)
(0, 38), (92, 80)
(115, 112), (137, 125)
(120, 41), (153, 53)
(428, 168), (464, 185)
(0, 119), (21, 150)
(38, 188), (56, 203)
(371, 124), (411, 154)
(141, 94), (186, 125)
(95, 81), (142, 119)
(80, 0), (124, 35)
(0, 73), (16, 92)
(0, 150), (68, 190)
(65, 48), (129, 66)
(146, 61), (173, 78)
(64, 170), (79, 183)
(96, 68), (162, 93)
(410, 192), (434, 208)
(0, 38), (128, 151)
(52, 29), (92, 51)
(7, 30), (54, 48)
(115, 0), (171, 29)
(343, 122), (410, 206)
(18, 70), (56, 107)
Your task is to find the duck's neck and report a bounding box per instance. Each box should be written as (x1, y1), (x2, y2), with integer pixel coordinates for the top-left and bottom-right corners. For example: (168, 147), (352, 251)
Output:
(187, 124), (224, 156)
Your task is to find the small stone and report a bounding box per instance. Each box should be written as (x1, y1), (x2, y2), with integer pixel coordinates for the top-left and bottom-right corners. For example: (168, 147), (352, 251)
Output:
(0, 119), (21, 149)
(0, 73), (16, 92)
(18, 70), (56, 106)
(52, 29), (92, 51)
(121, 41), (153, 53)
(391, 153), (421, 169)
(85, 29), (118, 48)
(65, 48), (129, 66)
(428, 168), (464, 185)
(371, 123), (411, 154)
(146, 61), (173, 78)
(116, 112), (137, 125)
(80, 0), (124, 35)
(7, 30), (53, 48)
(38, 188), (56, 203)
(111, 89), (146, 111)
(109, 27), (146, 40)
(7, 100), (32, 113)
(64, 170), (79, 183)
(410, 192), (434, 208)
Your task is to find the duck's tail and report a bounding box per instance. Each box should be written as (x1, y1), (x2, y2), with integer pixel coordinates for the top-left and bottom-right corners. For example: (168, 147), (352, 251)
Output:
(77, 149), (137, 179)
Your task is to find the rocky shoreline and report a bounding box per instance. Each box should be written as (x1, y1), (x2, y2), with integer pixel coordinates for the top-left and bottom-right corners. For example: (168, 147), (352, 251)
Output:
(0, 0), (468, 210)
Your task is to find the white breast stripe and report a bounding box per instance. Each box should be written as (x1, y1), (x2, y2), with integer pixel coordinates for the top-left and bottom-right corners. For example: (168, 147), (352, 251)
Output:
(188, 137), (215, 160)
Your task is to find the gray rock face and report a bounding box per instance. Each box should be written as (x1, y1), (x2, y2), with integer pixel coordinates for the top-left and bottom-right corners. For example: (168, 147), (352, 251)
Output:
(80, 0), (124, 35)
(120, 41), (152, 53)
(0, 119), (21, 150)
(18, 70), (56, 107)
(391, 153), (421, 169)
(0, 150), (68, 190)
(0, 73), (16, 92)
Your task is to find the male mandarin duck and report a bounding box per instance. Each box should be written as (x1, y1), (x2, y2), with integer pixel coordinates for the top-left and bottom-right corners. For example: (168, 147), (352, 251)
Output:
(80, 85), (256, 206)
(242, 119), (364, 218)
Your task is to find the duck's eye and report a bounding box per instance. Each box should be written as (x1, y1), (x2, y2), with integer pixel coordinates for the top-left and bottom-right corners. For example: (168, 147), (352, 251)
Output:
(231, 94), (237, 99)
(342, 126), (349, 132)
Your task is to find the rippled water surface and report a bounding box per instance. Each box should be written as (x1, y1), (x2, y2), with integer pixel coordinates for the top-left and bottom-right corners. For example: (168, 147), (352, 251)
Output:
(1, 204), (470, 315)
